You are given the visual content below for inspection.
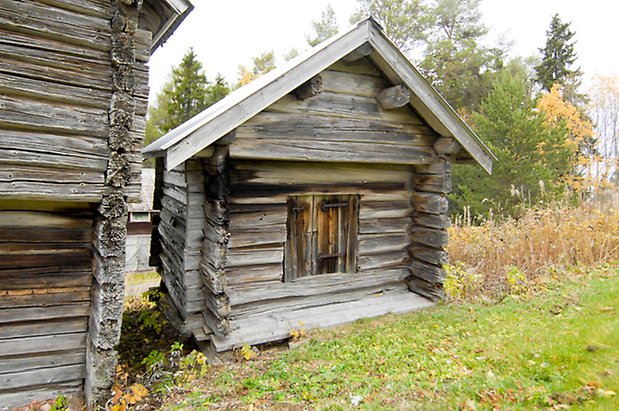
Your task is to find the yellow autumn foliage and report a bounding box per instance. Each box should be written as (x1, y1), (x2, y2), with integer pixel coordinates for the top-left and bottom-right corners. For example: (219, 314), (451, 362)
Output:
(537, 84), (602, 191)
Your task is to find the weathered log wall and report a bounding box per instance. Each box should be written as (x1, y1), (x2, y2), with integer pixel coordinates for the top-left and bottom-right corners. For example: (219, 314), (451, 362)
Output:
(0, 0), (149, 202)
(0, 0), (152, 408)
(407, 158), (452, 300)
(0, 208), (93, 408)
(155, 160), (207, 335)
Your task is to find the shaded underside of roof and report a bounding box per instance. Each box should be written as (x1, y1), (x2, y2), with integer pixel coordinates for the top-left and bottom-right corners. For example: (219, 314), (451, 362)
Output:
(141, 0), (193, 54)
(143, 17), (495, 173)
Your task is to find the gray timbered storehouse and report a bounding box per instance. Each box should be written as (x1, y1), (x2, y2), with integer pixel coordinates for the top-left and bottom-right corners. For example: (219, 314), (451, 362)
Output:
(143, 18), (496, 357)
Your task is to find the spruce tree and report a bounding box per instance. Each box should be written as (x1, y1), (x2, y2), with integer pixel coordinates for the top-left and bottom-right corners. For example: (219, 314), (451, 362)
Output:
(145, 48), (230, 151)
(535, 14), (582, 99)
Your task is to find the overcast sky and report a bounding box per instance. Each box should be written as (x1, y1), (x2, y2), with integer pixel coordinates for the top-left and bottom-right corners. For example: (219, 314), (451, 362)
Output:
(147, 0), (618, 103)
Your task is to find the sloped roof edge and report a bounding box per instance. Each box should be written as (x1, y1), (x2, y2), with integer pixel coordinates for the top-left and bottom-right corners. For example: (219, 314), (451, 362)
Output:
(143, 0), (194, 54)
(144, 17), (495, 173)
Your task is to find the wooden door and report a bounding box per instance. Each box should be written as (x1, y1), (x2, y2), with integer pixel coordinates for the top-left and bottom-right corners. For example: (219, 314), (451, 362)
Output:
(285, 195), (358, 281)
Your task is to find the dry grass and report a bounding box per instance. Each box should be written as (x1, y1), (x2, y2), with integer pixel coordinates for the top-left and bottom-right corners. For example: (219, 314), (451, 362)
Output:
(446, 194), (619, 300)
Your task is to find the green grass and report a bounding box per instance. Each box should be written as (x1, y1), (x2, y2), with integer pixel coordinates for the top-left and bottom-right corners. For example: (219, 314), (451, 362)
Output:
(139, 266), (619, 410)
(125, 271), (160, 287)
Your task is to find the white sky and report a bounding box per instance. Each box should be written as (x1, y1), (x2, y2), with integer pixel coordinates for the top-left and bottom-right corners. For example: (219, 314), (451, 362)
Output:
(148, 0), (619, 103)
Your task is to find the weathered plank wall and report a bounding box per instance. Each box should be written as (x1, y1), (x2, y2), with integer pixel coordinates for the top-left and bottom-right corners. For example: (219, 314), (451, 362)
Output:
(0, 209), (92, 408)
(0, 0), (149, 202)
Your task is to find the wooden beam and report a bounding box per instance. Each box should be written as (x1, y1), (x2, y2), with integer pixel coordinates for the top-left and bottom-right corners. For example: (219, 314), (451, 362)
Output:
(376, 85), (410, 110)
(433, 137), (461, 155)
(342, 43), (373, 63)
(294, 75), (323, 100)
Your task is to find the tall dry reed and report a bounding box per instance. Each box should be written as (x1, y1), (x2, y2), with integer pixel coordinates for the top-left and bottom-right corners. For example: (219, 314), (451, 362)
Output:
(445, 195), (619, 300)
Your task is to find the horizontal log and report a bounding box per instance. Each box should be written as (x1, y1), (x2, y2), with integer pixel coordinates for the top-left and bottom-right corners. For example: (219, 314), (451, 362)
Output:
(0, 271), (90, 291)
(228, 229), (285, 249)
(266, 92), (423, 125)
(408, 245), (449, 267)
(0, 287), (90, 308)
(433, 137), (461, 155)
(225, 264), (283, 286)
(412, 212), (451, 230)
(0, 35), (111, 92)
(213, 287), (433, 351)
(294, 75), (323, 100)
(408, 259), (447, 283)
(412, 192), (449, 214)
(229, 209), (286, 232)
(33, 0), (112, 19)
(320, 69), (388, 98)
(411, 226), (449, 248)
(0, 332), (86, 356)
(358, 233), (410, 256)
(359, 217), (411, 234)
(228, 269), (408, 307)
(358, 203), (413, 220)
(0, 71), (111, 109)
(0, 363), (84, 391)
(0, 249), (91, 270)
(358, 250), (408, 271)
(0, 317), (87, 340)
(0, 94), (108, 137)
(327, 58), (382, 77)
(376, 85), (410, 110)
(0, 1), (111, 51)
(231, 158), (415, 186)
(236, 113), (433, 147)
(412, 174), (452, 194)
(230, 276), (408, 320)
(0, 381), (81, 410)
(406, 277), (444, 301)
(230, 138), (435, 165)
(0, 166), (103, 186)
(226, 245), (284, 268)
(0, 226), (90, 243)
(0, 349), (84, 375)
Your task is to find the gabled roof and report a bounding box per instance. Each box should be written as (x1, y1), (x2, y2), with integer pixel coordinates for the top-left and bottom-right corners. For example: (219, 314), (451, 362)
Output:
(142, 0), (194, 53)
(143, 17), (496, 173)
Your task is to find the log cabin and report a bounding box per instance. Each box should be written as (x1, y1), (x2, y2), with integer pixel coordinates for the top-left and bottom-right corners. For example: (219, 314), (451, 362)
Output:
(144, 17), (495, 357)
(0, 0), (192, 408)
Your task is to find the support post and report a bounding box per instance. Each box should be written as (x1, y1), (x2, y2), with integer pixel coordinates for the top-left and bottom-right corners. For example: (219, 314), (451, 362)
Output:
(86, 0), (142, 408)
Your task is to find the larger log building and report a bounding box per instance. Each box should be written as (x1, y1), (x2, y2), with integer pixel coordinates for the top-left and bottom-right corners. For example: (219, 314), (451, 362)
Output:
(144, 18), (496, 356)
(0, 0), (192, 408)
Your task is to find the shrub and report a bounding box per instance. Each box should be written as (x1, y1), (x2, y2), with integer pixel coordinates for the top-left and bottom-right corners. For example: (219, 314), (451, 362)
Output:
(446, 197), (619, 300)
